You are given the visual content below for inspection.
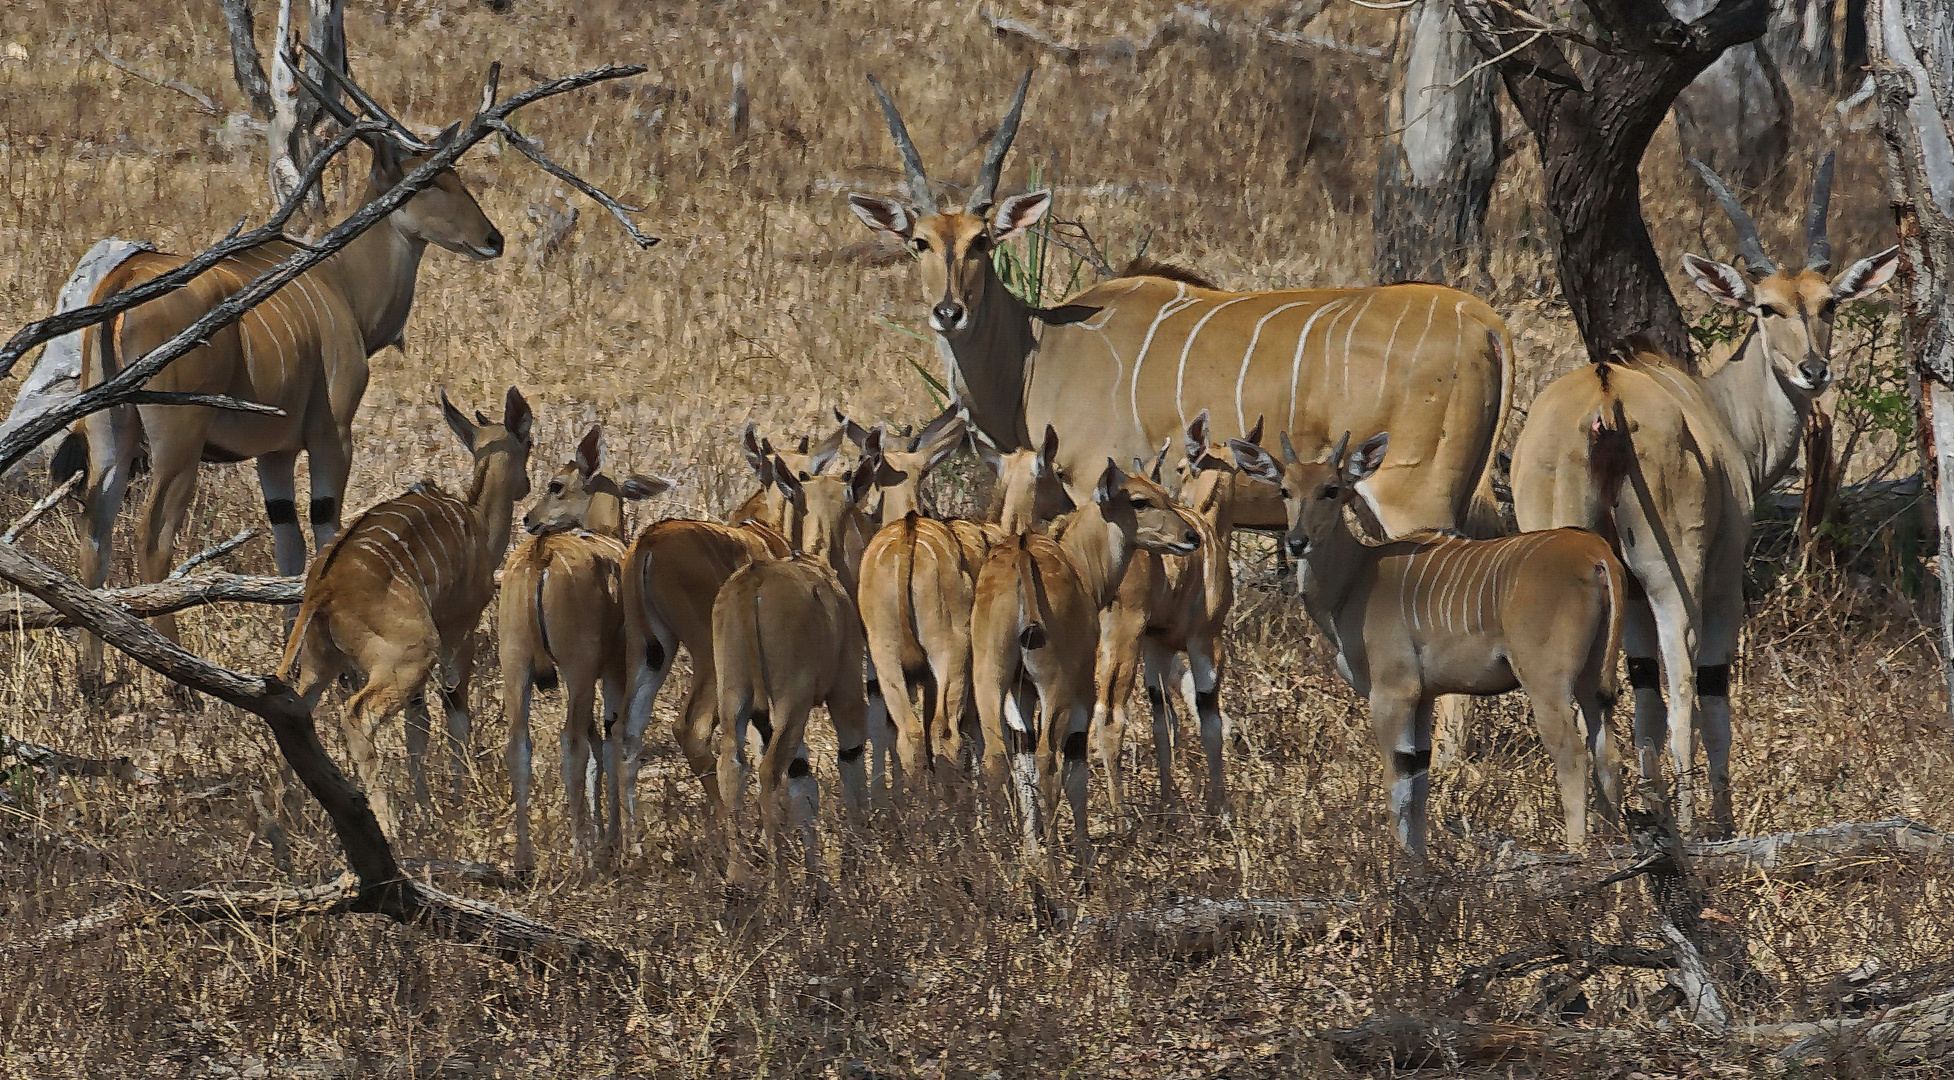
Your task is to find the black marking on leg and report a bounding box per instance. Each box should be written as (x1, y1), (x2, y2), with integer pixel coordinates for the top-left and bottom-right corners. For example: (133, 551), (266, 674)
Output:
(1195, 689), (1219, 713)
(1392, 748), (1431, 776)
(1696, 664), (1731, 697)
(309, 497), (338, 525)
(864, 678), (882, 698)
(1146, 685), (1166, 710)
(531, 667), (559, 692)
(1062, 731), (1088, 762)
(1007, 726), (1037, 756)
(1626, 657), (1661, 690)
(787, 757), (811, 779)
(751, 711), (773, 746)
(439, 685), (465, 711)
(838, 744), (866, 763)
(265, 498), (299, 526)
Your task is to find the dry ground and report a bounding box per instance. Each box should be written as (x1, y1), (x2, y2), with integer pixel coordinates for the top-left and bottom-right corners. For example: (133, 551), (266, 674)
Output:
(2, 1), (1951, 1076)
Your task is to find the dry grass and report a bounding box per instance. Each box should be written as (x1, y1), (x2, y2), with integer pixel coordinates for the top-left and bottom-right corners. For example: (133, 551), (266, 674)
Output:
(1, 1), (1950, 1076)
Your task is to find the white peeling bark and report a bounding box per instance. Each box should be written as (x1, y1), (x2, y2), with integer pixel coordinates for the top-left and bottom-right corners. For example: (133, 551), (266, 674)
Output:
(0, 239), (154, 487)
(1872, 0), (1954, 733)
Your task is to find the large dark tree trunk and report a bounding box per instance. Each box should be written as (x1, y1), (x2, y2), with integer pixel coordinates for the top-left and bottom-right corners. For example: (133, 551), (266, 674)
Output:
(1452, 0), (1772, 368)
(1870, 0), (1954, 731)
(1373, 0), (1503, 289)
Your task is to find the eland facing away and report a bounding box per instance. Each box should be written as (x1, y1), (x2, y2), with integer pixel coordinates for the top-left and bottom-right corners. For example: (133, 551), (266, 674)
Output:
(1508, 152), (1899, 837)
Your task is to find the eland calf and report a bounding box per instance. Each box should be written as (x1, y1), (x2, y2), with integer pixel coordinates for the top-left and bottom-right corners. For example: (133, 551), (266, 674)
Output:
(1234, 431), (1626, 855)
(500, 425), (670, 869)
(970, 451), (1200, 862)
(280, 388), (533, 832)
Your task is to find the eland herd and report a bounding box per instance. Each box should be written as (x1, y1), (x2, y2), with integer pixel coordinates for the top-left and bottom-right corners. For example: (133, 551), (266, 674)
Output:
(49, 65), (1902, 877)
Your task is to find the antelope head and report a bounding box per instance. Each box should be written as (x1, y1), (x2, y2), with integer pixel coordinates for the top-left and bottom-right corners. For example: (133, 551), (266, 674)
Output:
(847, 71), (1050, 336)
(440, 385), (535, 502)
(1091, 458), (1202, 556)
(1682, 153), (1899, 394)
(976, 423), (1073, 533)
(523, 424), (673, 537)
(770, 453), (878, 563)
(854, 405), (968, 521)
(1175, 409), (1254, 522)
(742, 419), (849, 487)
(1231, 430), (1389, 559)
(294, 50), (503, 260)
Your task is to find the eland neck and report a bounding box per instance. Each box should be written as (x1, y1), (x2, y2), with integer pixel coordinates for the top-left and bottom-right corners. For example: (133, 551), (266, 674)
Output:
(1697, 327), (1813, 496)
(466, 456), (526, 573)
(941, 264), (1039, 450)
(1053, 503), (1139, 608)
(322, 179), (429, 355)
(1297, 519), (1370, 635)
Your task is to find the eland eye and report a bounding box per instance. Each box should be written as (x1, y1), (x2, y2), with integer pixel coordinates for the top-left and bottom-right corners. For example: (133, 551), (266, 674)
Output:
(909, 237), (930, 253)
(1819, 299), (1838, 318)
(547, 480), (564, 495)
(1759, 304), (1785, 319)
(1279, 488), (1292, 500)
(1131, 497), (1152, 509)
(797, 471), (812, 482)
(1323, 485), (1341, 499)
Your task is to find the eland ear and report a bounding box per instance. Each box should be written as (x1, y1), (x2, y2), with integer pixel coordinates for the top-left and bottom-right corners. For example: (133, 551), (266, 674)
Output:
(502, 387), (533, 442)
(1682, 253), (1754, 310)
(1093, 458), (1125, 505)
(990, 190), (1052, 243)
(918, 413), (966, 472)
(808, 424), (847, 476)
(1035, 424), (1060, 478)
(1345, 432), (1389, 482)
(771, 454), (804, 502)
(741, 421), (772, 480)
(439, 390), (476, 452)
(972, 429), (1004, 474)
(840, 410), (873, 450)
(1228, 439), (1282, 486)
(1184, 409), (1210, 465)
(620, 474), (674, 500)
(1832, 245), (1901, 302)
(849, 457), (879, 506)
(848, 193), (914, 237)
(574, 425), (604, 478)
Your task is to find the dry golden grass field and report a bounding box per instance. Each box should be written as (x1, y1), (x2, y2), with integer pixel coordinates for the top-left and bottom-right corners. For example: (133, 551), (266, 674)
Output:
(3, 0), (1952, 1076)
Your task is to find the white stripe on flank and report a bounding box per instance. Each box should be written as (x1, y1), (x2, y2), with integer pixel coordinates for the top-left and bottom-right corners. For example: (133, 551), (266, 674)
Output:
(1375, 295), (1416, 407)
(1129, 284), (1200, 434)
(1234, 301), (1310, 434)
(1339, 295), (1377, 400)
(1393, 294), (1439, 410)
(1285, 299), (1351, 432)
(1175, 296), (1255, 431)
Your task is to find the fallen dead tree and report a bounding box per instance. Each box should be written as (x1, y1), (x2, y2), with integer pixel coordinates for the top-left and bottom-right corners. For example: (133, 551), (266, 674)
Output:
(1074, 818), (1950, 960)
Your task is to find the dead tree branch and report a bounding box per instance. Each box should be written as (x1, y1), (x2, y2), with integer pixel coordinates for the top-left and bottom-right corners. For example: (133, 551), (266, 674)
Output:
(167, 529), (260, 580)
(0, 732), (160, 784)
(0, 538), (627, 972)
(0, 572), (302, 631)
(95, 44), (220, 115)
(2, 473), (80, 544)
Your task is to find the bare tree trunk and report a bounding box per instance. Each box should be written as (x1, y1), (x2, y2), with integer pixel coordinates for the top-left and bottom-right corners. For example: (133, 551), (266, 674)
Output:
(226, 0), (345, 208)
(1769, 0), (1838, 87)
(1452, 0), (1773, 368)
(1672, 0), (1794, 192)
(1870, 0), (1954, 734)
(1373, 0), (1503, 289)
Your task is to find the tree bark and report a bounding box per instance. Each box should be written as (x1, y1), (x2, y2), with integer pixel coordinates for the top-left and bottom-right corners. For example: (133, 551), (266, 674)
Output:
(1871, 0), (1954, 734)
(1768, 0), (1837, 87)
(0, 572), (302, 631)
(1374, 0), (1503, 289)
(1451, 0), (1773, 368)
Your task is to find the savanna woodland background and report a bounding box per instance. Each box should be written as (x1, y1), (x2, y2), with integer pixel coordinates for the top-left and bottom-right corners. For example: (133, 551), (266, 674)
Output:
(3, 0), (1952, 1075)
